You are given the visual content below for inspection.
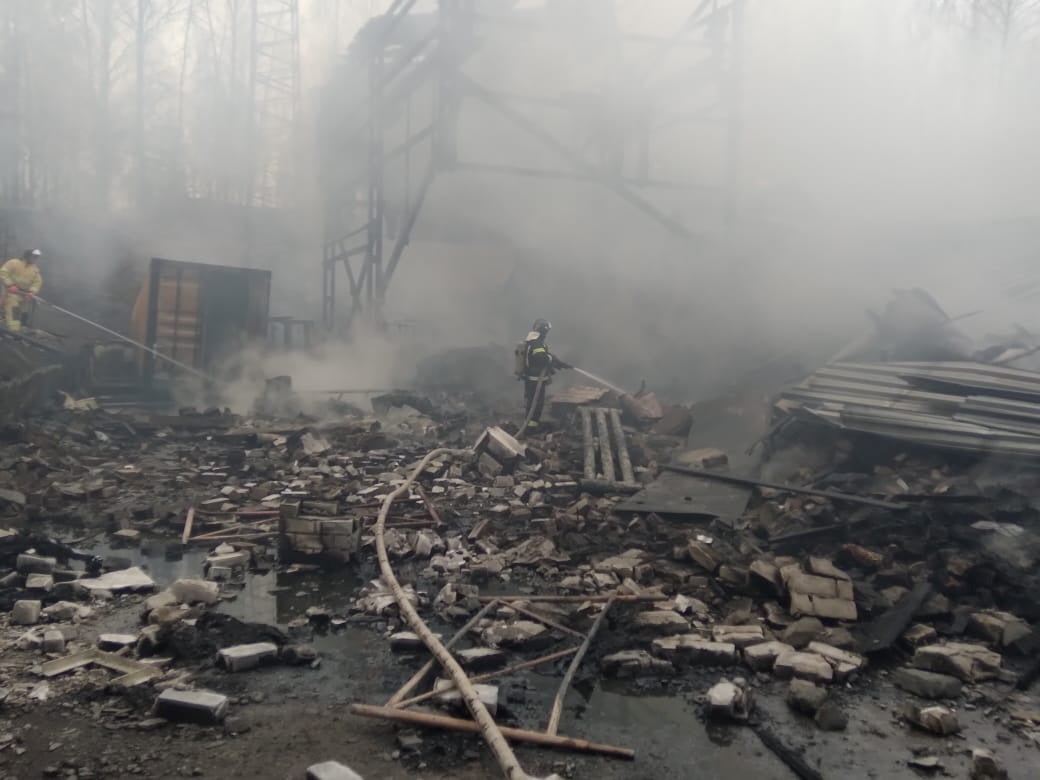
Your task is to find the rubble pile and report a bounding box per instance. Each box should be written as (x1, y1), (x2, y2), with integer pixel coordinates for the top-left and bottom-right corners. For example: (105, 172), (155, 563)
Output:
(0, 355), (1038, 779)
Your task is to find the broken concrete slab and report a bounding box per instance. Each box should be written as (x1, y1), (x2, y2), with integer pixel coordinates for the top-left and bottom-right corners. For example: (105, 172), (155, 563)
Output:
(707, 677), (753, 722)
(217, 642), (279, 672)
(968, 611), (1032, 649)
(480, 620), (549, 650)
(806, 641), (866, 681)
(970, 748), (1008, 780)
(170, 578), (220, 605)
(206, 551), (249, 569)
(901, 623), (937, 647)
(782, 617), (825, 650)
(41, 601), (80, 622)
(594, 548), (650, 580)
(155, 688), (228, 724)
(786, 679), (828, 716)
(892, 668), (962, 700)
(433, 679), (498, 717)
(744, 641), (796, 672)
(456, 647), (507, 672)
(859, 582), (933, 654)
(143, 589), (178, 613)
(77, 566), (155, 594)
(912, 643), (1001, 682)
(16, 553), (56, 574)
(782, 562), (857, 621)
(98, 634), (139, 652)
(652, 636), (737, 666)
(476, 426), (526, 464)
(713, 625), (765, 648)
(905, 704), (960, 736)
(633, 610), (691, 635)
(601, 650), (673, 678)
(773, 651), (834, 684)
(306, 761), (364, 780)
(389, 631), (428, 653)
(25, 573), (54, 592)
(39, 651), (98, 677)
(686, 540), (719, 573)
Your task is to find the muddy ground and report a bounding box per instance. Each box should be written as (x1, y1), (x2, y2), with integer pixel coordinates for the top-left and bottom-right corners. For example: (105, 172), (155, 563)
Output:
(2, 538), (1037, 780)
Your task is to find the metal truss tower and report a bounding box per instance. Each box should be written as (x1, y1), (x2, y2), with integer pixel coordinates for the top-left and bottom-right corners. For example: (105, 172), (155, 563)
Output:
(250, 0), (301, 208)
(320, 0), (746, 330)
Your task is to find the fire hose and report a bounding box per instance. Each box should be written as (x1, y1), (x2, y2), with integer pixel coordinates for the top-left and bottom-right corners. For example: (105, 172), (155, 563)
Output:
(31, 295), (214, 383)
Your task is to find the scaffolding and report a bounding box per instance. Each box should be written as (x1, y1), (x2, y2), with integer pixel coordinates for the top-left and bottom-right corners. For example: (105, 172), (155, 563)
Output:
(250, 0), (301, 208)
(319, 0), (746, 330)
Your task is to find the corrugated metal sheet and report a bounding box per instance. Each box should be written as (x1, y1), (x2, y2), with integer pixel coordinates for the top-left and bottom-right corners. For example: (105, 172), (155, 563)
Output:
(779, 361), (1040, 458)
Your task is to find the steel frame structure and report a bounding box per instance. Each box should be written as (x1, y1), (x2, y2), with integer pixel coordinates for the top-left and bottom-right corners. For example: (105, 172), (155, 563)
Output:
(321, 0), (746, 330)
(250, 0), (301, 207)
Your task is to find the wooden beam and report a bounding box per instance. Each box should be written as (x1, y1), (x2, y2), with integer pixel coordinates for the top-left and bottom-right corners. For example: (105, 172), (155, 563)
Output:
(547, 599), (613, 736)
(350, 704), (635, 761)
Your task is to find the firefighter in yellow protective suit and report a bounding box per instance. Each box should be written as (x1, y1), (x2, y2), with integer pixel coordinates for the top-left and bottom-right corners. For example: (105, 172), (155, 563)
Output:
(0, 249), (43, 331)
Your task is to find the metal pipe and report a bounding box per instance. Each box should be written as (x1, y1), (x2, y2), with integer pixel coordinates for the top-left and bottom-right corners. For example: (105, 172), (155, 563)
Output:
(35, 296), (213, 383)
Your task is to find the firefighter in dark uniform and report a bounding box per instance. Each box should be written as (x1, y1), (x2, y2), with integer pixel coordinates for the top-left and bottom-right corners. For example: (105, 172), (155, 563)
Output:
(520, 319), (570, 431)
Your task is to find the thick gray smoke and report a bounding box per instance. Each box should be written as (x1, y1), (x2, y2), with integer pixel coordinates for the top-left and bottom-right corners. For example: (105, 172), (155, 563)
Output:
(9, 1), (1040, 404)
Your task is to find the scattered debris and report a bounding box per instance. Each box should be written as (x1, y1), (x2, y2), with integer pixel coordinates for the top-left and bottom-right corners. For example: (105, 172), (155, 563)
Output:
(155, 689), (229, 724)
(706, 677), (753, 722)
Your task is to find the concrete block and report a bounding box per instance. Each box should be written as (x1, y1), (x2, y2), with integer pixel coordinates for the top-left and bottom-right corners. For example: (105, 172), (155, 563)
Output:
(11, 599), (42, 625)
(707, 678), (752, 722)
(433, 679), (498, 716)
(773, 651), (834, 684)
(42, 629), (65, 654)
(206, 551), (249, 569)
(713, 625), (765, 648)
(477, 426), (526, 463)
(41, 601), (79, 621)
(633, 610), (691, 635)
(744, 641), (795, 672)
(155, 688), (228, 724)
(306, 761), (364, 780)
(457, 647), (507, 672)
(99, 634), (139, 652)
(284, 517), (320, 535)
(892, 668), (963, 700)
(912, 643), (1001, 682)
(905, 704), (960, 736)
(389, 631), (426, 653)
(16, 553), (56, 574)
(652, 635), (737, 666)
(782, 617), (825, 650)
(17, 630), (42, 651)
(601, 649), (674, 678)
(217, 642), (279, 672)
(806, 641), (867, 681)
(24, 572), (54, 591)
